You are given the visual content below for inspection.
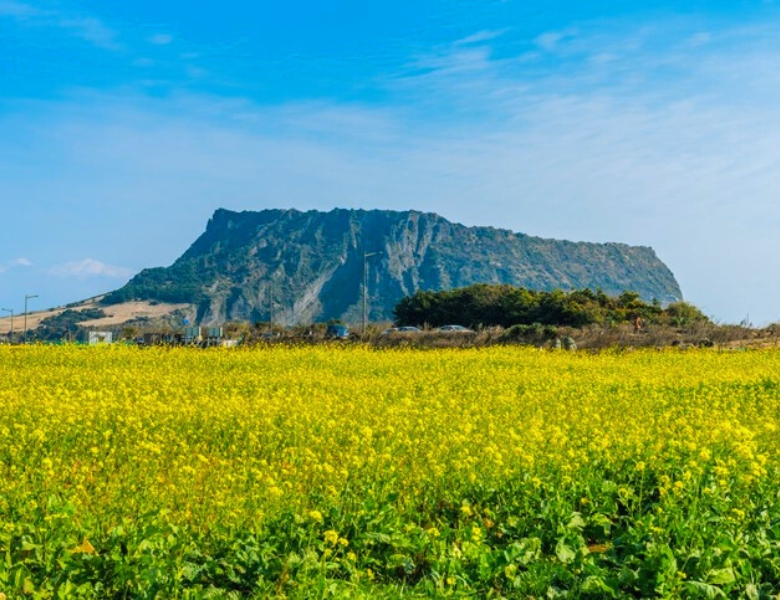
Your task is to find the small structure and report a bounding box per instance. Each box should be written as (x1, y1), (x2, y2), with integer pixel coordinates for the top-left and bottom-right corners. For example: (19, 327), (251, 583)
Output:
(203, 327), (224, 346)
(88, 331), (113, 345)
(184, 326), (202, 344)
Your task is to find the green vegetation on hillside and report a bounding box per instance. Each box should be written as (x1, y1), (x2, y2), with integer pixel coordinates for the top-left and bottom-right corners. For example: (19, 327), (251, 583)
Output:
(35, 308), (107, 342)
(103, 264), (204, 305)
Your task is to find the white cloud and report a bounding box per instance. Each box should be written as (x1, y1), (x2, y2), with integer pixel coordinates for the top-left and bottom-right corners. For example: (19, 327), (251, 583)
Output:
(49, 259), (134, 280)
(0, 257), (33, 273)
(686, 32), (713, 47)
(0, 1), (119, 50)
(148, 33), (173, 45)
(0, 0), (40, 18)
(59, 16), (118, 50)
(534, 31), (564, 51)
(409, 46), (494, 75)
(455, 29), (507, 46)
(533, 29), (577, 51)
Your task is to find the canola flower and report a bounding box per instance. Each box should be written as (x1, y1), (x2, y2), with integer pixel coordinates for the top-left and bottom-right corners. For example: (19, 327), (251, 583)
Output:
(0, 344), (779, 596)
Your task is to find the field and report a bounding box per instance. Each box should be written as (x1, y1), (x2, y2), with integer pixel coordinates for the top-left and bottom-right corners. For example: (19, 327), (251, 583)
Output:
(1, 346), (779, 598)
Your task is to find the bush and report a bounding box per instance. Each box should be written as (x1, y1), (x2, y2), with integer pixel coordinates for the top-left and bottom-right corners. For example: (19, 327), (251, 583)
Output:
(500, 323), (559, 344)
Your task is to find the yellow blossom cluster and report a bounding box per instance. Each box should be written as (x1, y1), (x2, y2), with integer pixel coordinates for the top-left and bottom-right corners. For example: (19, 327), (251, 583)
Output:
(1, 345), (779, 526)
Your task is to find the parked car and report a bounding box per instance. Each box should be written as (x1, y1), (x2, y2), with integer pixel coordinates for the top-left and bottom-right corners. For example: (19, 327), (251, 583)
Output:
(325, 324), (350, 339)
(382, 326), (422, 335)
(437, 324), (476, 334)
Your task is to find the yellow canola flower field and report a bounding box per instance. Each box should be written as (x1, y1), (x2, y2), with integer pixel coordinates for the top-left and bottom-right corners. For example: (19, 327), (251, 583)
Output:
(0, 345), (779, 597)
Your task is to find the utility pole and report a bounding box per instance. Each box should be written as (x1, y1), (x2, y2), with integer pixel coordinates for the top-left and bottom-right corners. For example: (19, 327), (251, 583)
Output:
(362, 252), (382, 337)
(268, 282), (275, 329)
(24, 294), (38, 344)
(1, 308), (12, 343)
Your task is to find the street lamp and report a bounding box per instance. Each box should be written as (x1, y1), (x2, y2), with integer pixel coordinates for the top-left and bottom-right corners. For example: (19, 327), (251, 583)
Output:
(268, 279), (277, 329)
(1, 308), (12, 343)
(24, 294), (38, 344)
(362, 251), (382, 337)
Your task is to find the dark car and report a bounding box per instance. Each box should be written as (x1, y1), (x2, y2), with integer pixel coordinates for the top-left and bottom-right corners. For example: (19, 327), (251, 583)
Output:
(325, 324), (350, 339)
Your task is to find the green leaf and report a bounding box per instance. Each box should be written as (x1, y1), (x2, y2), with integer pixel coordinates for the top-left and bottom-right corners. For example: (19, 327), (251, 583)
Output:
(707, 568), (736, 586)
(567, 513), (586, 531)
(581, 575), (616, 597)
(685, 581), (727, 598)
(23, 577), (35, 594)
(555, 539), (577, 564)
(589, 513), (613, 528)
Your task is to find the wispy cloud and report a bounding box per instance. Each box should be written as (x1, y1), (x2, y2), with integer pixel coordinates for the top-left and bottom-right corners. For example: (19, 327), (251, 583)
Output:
(409, 46), (494, 76)
(455, 29), (507, 46)
(685, 32), (713, 47)
(148, 33), (173, 46)
(0, 0), (40, 18)
(49, 259), (134, 280)
(0, 0), (120, 50)
(0, 257), (33, 273)
(60, 16), (118, 50)
(533, 29), (577, 51)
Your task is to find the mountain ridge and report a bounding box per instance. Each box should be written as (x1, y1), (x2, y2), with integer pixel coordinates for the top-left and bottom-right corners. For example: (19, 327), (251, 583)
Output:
(103, 207), (683, 325)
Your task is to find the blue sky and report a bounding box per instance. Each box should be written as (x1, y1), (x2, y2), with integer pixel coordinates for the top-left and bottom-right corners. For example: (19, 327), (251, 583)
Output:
(2, 1), (780, 324)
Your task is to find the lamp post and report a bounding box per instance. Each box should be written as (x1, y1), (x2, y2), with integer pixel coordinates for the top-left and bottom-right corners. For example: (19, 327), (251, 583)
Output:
(24, 294), (38, 344)
(268, 280), (276, 329)
(362, 252), (382, 337)
(1, 308), (12, 343)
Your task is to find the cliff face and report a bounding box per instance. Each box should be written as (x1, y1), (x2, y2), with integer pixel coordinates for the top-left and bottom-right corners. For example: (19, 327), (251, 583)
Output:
(104, 208), (683, 325)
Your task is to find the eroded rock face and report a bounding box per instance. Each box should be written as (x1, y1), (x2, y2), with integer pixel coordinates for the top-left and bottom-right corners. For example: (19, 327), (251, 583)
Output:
(104, 208), (683, 325)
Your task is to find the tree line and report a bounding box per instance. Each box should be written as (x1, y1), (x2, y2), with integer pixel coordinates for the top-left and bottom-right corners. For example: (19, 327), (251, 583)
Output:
(393, 284), (707, 329)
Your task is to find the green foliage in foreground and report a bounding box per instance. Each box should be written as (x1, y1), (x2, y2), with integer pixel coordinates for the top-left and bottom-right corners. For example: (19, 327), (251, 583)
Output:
(4, 473), (779, 598)
(6, 473), (780, 599)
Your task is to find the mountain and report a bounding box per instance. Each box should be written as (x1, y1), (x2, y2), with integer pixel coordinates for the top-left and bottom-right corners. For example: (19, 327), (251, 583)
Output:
(103, 208), (683, 325)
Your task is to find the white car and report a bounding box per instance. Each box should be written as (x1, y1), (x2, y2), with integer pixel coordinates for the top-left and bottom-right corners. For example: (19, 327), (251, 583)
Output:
(437, 324), (475, 333)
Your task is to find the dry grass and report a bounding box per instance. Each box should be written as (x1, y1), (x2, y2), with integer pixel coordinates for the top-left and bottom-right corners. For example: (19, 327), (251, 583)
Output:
(358, 322), (780, 351)
(0, 298), (188, 335)
(559, 322), (780, 350)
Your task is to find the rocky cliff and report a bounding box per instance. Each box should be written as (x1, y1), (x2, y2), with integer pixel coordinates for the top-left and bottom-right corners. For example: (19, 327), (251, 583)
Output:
(104, 208), (683, 325)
